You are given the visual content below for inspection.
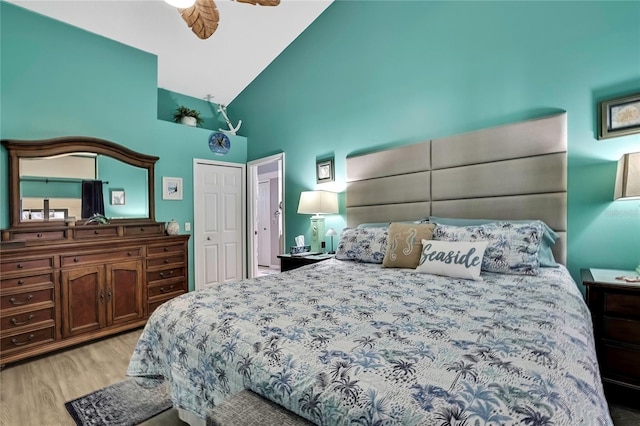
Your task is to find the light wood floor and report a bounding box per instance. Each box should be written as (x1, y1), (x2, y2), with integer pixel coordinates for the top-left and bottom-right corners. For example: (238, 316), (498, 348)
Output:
(1, 328), (638, 426)
(0, 328), (184, 426)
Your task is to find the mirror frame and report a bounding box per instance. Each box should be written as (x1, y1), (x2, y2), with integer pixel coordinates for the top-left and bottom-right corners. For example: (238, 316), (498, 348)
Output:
(2, 136), (159, 228)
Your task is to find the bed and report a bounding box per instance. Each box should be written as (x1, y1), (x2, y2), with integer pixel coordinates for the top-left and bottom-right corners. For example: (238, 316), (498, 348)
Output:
(127, 112), (614, 425)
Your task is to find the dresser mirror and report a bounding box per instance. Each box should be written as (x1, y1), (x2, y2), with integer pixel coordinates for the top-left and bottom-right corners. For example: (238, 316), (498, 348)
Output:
(2, 136), (158, 228)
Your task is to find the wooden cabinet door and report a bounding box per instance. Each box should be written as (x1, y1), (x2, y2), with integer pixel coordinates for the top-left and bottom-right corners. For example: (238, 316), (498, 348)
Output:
(105, 260), (143, 326)
(61, 266), (105, 337)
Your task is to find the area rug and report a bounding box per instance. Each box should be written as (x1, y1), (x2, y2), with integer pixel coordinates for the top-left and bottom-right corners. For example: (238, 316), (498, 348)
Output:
(64, 377), (172, 426)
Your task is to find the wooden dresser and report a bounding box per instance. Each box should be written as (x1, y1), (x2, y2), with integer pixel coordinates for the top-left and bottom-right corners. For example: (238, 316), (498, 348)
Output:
(0, 224), (189, 366)
(582, 268), (640, 390)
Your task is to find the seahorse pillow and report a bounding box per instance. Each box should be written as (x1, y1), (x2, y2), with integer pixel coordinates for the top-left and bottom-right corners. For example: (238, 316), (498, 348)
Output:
(335, 227), (388, 263)
(383, 222), (436, 268)
(433, 221), (545, 275)
(416, 240), (488, 281)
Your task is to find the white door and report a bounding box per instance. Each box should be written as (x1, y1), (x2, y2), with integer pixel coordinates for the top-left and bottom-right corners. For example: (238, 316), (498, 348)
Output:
(194, 159), (245, 290)
(258, 180), (271, 266)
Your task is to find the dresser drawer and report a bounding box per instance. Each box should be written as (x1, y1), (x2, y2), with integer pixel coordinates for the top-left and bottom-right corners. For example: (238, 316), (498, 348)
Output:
(147, 254), (184, 269)
(148, 282), (185, 299)
(147, 267), (185, 283)
(0, 327), (55, 354)
(61, 247), (142, 266)
(605, 292), (640, 317)
(0, 256), (55, 274)
(601, 344), (640, 381)
(0, 273), (55, 291)
(604, 317), (640, 346)
(148, 243), (185, 256)
(7, 229), (66, 242)
(74, 226), (119, 239)
(0, 307), (55, 332)
(123, 224), (165, 237)
(0, 288), (54, 310)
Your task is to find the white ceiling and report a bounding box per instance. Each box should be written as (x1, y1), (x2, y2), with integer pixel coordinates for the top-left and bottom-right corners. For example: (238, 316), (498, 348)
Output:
(9, 0), (333, 106)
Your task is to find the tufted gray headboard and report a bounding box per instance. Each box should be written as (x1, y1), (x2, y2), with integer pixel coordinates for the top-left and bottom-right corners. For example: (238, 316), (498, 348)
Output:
(345, 112), (567, 265)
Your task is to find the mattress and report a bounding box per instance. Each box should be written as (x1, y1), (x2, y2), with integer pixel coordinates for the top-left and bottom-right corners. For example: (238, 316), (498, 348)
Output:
(127, 259), (612, 425)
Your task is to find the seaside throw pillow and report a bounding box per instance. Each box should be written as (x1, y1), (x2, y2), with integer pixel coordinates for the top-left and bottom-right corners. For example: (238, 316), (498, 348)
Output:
(335, 227), (388, 264)
(416, 239), (488, 281)
(433, 221), (545, 275)
(383, 222), (436, 268)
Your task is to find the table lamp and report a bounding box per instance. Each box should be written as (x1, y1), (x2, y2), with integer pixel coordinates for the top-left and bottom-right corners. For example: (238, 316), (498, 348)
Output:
(297, 190), (338, 252)
(613, 152), (640, 273)
(326, 228), (337, 254)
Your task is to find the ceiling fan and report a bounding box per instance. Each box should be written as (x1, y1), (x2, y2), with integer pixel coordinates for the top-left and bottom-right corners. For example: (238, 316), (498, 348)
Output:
(165, 0), (280, 40)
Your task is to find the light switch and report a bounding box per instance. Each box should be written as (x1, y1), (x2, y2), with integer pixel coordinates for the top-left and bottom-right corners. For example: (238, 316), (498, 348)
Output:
(185, 222), (191, 231)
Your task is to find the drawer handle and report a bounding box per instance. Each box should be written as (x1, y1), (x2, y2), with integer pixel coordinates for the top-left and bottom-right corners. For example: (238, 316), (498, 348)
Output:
(94, 230), (100, 235)
(160, 271), (174, 278)
(127, 251), (132, 256)
(11, 314), (35, 326)
(163, 259), (169, 264)
(160, 285), (174, 294)
(10, 295), (34, 305)
(163, 247), (169, 252)
(17, 279), (25, 286)
(74, 257), (79, 263)
(11, 334), (35, 346)
(17, 264), (24, 269)
(100, 289), (105, 302)
(140, 227), (145, 231)
(37, 233), (43, 238)
(107, 290), (112, 302)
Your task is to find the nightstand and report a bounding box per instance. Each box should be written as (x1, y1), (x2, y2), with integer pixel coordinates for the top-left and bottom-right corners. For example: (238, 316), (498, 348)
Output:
(277, 254), (332, 272)
(582, 268), (640, 391)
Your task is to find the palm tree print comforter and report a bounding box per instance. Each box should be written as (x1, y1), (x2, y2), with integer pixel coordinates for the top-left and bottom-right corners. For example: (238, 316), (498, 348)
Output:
(127, 259), (612, 425)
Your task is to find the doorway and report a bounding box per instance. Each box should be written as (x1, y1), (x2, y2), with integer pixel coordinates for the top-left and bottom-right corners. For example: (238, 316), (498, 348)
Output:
(193, 159), (246, 290)
(247, 153), (285, 278)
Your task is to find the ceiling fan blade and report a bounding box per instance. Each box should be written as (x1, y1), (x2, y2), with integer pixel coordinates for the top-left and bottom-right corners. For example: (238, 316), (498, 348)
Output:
(235, 0), (280, 6)
(179, 0), (220, 40)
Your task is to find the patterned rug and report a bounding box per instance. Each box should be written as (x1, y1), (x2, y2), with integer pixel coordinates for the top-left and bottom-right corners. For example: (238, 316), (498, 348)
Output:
(65, 377), (172, 426)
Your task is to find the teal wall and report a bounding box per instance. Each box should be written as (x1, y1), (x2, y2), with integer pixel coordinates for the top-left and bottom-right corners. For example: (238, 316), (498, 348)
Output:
(0, 2), (248, 291)
(230, 0), (640, 287)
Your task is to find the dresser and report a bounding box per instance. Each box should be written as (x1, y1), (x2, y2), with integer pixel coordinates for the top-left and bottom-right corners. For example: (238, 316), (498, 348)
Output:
(0, 229), (189, 365)
(582, 268), (640, 390)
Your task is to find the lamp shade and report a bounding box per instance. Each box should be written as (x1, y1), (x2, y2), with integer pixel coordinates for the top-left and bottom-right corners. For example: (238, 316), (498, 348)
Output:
(165, 0), (196, 8)
(297, 191), (339, 215)
(325, 228), (338, 237)
(614, 152), (640, 200)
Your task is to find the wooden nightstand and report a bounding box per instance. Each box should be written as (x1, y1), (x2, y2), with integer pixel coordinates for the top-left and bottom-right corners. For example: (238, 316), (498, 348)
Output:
(277, 254), (333, 272)
(582, 268), (640, 391)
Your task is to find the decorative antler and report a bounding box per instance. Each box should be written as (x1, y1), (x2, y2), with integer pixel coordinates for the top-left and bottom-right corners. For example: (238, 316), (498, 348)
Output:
(178, 0), (220, 40)
(218, 104), (242, 135)
(235, 0), (280, 6)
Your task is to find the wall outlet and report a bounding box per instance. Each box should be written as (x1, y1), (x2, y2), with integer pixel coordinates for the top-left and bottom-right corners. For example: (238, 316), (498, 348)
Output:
(185, 222), (191, 231)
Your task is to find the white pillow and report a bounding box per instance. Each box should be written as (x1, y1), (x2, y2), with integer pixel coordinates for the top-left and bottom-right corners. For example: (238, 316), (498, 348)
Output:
(415, 239), (488, 281)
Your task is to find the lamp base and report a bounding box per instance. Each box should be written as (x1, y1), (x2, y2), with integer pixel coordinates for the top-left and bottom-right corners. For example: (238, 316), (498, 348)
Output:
(310, 216), (325, 253)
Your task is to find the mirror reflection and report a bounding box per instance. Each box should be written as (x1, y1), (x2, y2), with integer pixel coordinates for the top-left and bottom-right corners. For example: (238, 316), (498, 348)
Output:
(19, 153), (149, 222)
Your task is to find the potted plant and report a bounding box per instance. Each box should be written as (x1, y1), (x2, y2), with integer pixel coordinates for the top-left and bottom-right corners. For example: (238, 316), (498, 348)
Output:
(173, 106), (203, 127)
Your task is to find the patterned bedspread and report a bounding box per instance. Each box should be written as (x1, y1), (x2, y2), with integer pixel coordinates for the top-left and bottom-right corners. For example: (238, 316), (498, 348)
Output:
(127, 259), (612, 425)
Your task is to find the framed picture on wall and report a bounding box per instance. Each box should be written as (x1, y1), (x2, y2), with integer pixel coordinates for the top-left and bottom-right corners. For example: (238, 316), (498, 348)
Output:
(598, 92), (640, 139)
(163, 177), (183, 200)
(316, 158), (334, 184)
(111, 189), (125, 205)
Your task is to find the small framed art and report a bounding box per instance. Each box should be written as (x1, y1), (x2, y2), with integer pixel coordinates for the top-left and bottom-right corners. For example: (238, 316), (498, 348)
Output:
(162, 177), (183, 200)
(598, 92), (640, 139)
(316, 158), (335, 184)
(110, 189), (125, 205)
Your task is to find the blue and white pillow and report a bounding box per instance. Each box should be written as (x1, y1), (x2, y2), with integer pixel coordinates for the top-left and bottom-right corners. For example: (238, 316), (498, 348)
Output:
(335, 227), (388, 264)
(416, 239), (488, 281)
(433, 221), (545, 275)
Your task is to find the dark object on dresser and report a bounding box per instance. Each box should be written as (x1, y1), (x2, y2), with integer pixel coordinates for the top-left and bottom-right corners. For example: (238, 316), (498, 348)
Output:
(582, 268), (640, 390)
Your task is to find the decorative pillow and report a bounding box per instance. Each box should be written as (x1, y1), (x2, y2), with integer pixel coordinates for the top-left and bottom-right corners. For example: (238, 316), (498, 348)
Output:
(433, 221), (545, 275)
(383, 222), (436, 268)
(416, 239), (488, 281)
(335, 227), (388, 263)
(429, 216), (559, 267)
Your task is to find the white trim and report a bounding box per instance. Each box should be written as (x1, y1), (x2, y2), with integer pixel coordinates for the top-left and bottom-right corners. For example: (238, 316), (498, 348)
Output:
(247, 153), (285, 279)
(193, 158), (247, 288)
(258, 170), (279, 181)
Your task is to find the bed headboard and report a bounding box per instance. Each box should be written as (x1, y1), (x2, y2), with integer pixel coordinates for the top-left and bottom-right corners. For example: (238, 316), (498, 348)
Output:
(346, 112), (567, 265)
